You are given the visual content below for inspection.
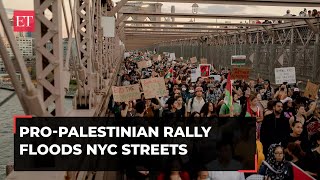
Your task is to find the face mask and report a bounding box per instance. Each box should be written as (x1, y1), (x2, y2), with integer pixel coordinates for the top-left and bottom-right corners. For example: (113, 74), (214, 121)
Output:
(182, 88), (187, 91)
(189, 90), (194, 93)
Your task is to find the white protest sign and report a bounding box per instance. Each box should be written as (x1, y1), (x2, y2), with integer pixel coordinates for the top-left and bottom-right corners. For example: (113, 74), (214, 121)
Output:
(170, 53), (176, 61)
(210, 75), (221, 81)
(191, 68), (201, 83)
(275, 67), (296, 84)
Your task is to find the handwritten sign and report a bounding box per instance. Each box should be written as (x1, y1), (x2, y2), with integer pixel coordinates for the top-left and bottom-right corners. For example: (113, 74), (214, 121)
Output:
(137, 60), (152, 69)
(112, 84), (141, 102)
(190, 57), (198, 64)
(200, 58), (208, 64)
(231, 67), (251, 80)
(141, 77), (168, 99)
(304, 82), (319, 100)
(275, 67), (296, 84)
(199, 64), (211, 78)
(231, 55), (246, 65)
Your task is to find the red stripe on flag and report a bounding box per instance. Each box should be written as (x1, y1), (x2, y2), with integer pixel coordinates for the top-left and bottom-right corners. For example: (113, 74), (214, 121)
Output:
(291, 162), (316, 180)
(13, 115), (32, 134)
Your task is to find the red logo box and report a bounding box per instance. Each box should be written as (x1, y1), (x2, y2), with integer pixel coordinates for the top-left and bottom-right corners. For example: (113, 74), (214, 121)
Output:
(13, 10), (35, 32)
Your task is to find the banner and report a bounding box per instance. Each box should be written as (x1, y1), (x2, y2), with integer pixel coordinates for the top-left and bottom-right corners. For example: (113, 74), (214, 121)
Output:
(231, 67), (251, 80)
(137, 60), (152, 69)
(200, 58), (208, 64)
(112, 84), (141, 102)
(275, 67), (296, 84)
(190, 57), (198, 64)
(199, 64), (211, 78)
(191, 68), (201, 82)
(304, 81), (319, 100)
(141, 77), (168, 99)
(231, 55), (246, 65)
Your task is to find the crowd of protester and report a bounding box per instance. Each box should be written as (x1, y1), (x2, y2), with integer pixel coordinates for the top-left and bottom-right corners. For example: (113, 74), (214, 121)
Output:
(250, 8), (320, 26)
(108, 50), (320, 180)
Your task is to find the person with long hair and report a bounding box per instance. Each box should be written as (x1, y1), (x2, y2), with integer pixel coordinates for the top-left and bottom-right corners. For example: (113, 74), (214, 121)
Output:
(219, 93), (241, 117)
(261, 80), (274, 100)
(175, 95), (186, 118)
(121, 101), (136, 117)
(264, 100), (274, 117)
(247, 94), (264, 123)
(162, 98), (179, 119)
(200, 102), (218, 118)
(283, 121), (309, 153)
(286, 142), (306, 169)
(289, 104), (307, 127)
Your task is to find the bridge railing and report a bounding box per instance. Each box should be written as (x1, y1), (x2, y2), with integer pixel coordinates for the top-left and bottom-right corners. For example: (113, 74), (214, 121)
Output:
(153, 19), (320, 84)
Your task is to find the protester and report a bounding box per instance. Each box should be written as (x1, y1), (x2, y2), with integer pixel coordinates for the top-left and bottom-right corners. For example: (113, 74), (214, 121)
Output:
(110, 50), (320, 179)
(259, 144), (293, 180)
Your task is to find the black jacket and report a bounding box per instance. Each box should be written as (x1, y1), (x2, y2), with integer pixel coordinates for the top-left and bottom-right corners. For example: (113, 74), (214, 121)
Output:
(260, 113), (290, 153)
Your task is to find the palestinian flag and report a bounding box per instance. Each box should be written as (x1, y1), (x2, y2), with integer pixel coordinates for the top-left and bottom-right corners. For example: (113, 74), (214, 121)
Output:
(224, 73), (232, 109)
(165, 67), (173, 79)
(291, 162), (316, 180)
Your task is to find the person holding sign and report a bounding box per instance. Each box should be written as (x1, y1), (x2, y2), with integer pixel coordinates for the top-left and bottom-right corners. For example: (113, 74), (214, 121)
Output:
(121, 101), (136, 117)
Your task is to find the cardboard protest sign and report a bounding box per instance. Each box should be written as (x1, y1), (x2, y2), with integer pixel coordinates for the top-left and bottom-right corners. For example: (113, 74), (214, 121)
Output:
(231, 55), (246, 65)
(304, 82), (319, 100)
(200, 58), (208, 64)
(191, 68), (201, 82)
(190, 57), (198, 64)
(231, 67), (251, 80)
(275, 67), (296, 84)
(112, 84), (141, 102)
(137, 60), (152, 69)
(199, 64), (211, 78)
(141, 77), (168, 99)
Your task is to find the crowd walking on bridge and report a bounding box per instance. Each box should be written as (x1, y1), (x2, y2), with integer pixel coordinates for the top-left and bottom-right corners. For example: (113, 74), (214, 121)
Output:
(108, 50), (320, 180)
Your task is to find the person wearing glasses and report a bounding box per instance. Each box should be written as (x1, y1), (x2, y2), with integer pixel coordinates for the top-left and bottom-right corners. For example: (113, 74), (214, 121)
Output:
(259, 144), (293, 180)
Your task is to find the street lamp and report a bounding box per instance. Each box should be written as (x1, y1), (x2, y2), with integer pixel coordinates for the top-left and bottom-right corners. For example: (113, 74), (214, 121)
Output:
(191, 3), (199, 22)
